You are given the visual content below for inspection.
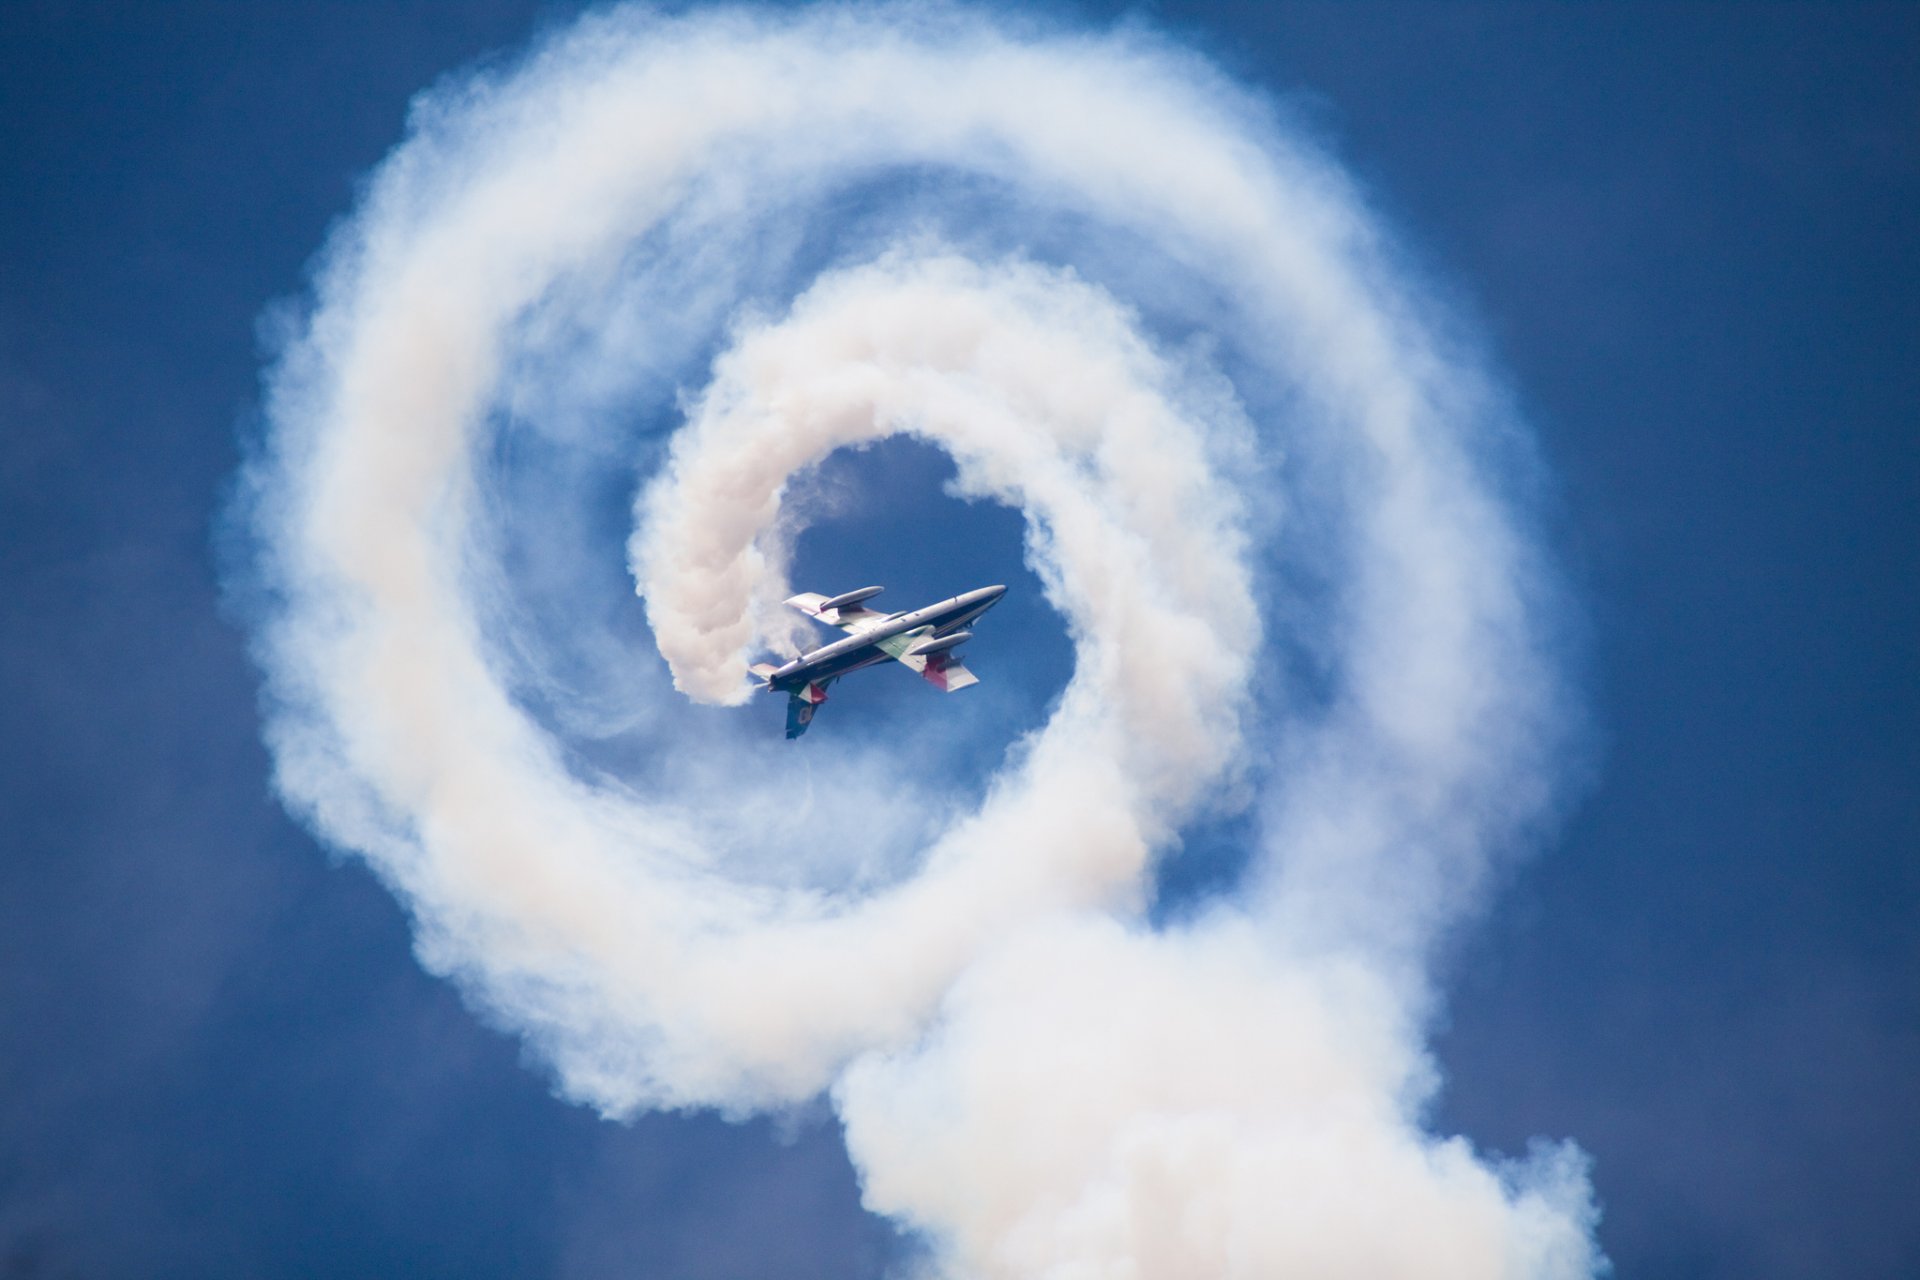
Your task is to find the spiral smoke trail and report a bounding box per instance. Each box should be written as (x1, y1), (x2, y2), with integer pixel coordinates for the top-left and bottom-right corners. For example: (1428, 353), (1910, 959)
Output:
(240, 4), (1602, 1275)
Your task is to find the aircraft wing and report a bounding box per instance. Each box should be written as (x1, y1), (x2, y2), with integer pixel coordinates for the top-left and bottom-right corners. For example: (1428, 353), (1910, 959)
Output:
(785, 591), (893, 634)
(873, 629), (980, 692)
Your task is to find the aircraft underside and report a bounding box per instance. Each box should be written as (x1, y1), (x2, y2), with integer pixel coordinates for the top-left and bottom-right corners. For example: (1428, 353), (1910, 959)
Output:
(752, 584), (1005, 738)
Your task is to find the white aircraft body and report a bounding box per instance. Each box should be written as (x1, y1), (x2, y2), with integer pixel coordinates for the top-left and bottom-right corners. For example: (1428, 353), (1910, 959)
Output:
(749, 584), (1007, 738)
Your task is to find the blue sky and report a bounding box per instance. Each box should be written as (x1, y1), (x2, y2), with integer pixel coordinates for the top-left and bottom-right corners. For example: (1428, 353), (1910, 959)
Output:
(2, 3), (1914, 1277)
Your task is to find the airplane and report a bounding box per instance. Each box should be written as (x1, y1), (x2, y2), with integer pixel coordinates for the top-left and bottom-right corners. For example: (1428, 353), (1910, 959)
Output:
(749, 583), (1007, 738)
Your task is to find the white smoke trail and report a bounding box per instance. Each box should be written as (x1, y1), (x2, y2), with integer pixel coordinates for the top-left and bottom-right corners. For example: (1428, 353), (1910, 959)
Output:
(241, 4), (1601, 1275)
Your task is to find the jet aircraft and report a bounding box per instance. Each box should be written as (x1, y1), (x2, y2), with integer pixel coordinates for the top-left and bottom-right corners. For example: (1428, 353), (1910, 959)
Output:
(750, 584), (1007, 738)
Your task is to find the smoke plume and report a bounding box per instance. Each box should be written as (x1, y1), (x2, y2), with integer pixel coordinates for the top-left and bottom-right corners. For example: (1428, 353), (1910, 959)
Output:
(239, 5), (1602, 1275)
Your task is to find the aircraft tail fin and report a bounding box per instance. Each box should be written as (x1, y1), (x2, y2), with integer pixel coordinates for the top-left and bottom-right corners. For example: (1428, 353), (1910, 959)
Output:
(784, 681), (830, 739)
(785, 693), (818, 739)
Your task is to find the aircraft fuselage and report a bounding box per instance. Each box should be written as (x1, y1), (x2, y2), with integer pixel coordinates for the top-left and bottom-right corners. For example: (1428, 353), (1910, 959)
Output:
(764, 584), (1006, 694)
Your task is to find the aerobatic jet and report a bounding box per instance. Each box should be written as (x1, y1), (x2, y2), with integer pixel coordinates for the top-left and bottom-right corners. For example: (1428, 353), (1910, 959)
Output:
(749, 584), (1007, 738)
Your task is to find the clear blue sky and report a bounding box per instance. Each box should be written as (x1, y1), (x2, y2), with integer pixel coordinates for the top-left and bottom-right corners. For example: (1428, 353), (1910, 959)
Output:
(1, 3), (1914, 1276)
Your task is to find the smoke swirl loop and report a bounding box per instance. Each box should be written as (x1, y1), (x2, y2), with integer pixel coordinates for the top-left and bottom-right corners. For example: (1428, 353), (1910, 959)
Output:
(241, 5), (1602, 1276)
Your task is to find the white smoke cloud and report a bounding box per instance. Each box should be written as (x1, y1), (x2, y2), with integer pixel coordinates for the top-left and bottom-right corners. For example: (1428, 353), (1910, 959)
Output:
(240, 4), (1601, 1275)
